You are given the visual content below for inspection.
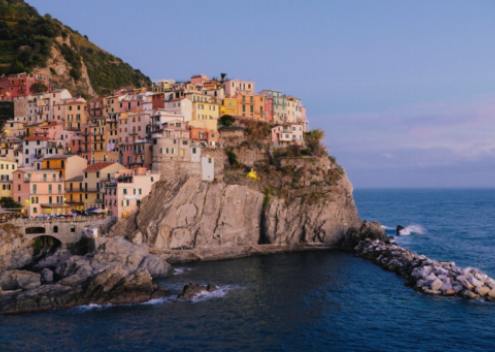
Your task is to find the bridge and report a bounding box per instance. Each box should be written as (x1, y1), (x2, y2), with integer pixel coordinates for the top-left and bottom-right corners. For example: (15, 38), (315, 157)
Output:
(9, 215), (114, 247)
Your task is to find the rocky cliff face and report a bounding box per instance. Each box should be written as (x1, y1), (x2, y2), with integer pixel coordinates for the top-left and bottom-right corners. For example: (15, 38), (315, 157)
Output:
(116, 154), (360, 261)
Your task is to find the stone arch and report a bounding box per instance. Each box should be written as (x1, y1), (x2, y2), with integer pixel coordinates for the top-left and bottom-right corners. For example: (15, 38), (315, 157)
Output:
(33, 235), (62, 258)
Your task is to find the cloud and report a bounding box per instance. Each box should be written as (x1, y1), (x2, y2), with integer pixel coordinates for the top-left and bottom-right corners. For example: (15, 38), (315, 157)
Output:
(310, 94), (495, 187)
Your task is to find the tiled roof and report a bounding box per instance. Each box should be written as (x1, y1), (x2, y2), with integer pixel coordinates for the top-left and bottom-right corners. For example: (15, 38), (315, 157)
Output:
(84, 162), (115, 172)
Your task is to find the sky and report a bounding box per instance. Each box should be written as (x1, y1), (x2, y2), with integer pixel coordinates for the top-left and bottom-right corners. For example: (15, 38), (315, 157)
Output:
(28, 0), (495, 188)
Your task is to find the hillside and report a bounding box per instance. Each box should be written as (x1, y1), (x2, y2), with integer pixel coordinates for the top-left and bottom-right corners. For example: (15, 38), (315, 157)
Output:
(0, 0), (151, 96)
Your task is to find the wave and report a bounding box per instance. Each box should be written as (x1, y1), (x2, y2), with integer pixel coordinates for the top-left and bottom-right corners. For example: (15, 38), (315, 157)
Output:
(75, 303), (113, 312)
(190, 284), (240, 303)
(398, 224), (426, 236)
(74, 285), (240, 312)
(142, 296), (176, 305)
(172, 267), (192, 276)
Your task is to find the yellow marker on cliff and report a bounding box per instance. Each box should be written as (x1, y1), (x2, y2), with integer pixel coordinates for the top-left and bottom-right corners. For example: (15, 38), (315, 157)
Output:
(247, 169), (258, 181)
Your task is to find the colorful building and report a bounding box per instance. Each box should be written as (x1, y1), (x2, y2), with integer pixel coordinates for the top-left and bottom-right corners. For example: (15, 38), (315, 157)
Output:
(82, 162), (129, 210)
(12, 168), (66, 217)
(103, 168), (159, 218)
(0, 159), (17, 198)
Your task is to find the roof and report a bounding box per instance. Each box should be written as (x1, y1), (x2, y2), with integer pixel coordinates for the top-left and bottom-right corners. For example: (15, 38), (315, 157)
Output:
(84, 162), (116, 172)
(43, 154), (70, 160)
(25, 136), (48, 142)
(66, 175), (83, 182)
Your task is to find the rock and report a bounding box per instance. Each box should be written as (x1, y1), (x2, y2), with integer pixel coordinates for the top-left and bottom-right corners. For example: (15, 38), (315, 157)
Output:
(139, 255), (171, 278)
(350, 230), (495, 302)
(41, 268), (53, 284)
(0, 270), (41, 291)
(177, 282), (217, 300)
(431, 278), (443, 292)
(0, 237), (170, 314)
(476, 286), (490, 297)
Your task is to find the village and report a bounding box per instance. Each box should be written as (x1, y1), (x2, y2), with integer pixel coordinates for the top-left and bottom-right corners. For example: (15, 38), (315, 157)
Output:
(0, 72), (308, 219)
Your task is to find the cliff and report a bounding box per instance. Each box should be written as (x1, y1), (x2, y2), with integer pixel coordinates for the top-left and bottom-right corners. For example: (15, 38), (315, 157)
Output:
(114, 148), (360, 261)
(0, 0), (150, 96)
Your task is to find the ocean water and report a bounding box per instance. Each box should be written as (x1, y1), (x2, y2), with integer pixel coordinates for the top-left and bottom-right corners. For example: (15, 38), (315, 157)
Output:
(1, 189), (495, 352)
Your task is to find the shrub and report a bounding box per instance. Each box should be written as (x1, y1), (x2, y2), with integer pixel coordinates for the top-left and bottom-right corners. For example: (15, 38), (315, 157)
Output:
(0, 197), (21, 209)
(219, 115), (235, 127)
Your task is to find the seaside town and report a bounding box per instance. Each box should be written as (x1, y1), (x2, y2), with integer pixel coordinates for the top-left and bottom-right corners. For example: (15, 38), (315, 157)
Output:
(0, 72), (308, 220)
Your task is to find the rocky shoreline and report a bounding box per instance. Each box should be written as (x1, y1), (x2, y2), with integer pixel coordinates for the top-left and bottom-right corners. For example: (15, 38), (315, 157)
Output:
(2, 220), (495, 314)
(348, 222), (495, 301)
(0, 237), (170, 314)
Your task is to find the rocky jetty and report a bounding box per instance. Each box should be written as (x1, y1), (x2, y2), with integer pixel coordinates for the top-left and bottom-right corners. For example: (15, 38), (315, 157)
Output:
(0, 236), (171, 314)
(348, 222), (495, 300)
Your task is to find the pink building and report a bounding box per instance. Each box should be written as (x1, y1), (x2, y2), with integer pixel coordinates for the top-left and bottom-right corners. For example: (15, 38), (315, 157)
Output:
(12, 168), (65, 217)
(0, 73), (50, 99)
(103, 168), (159, 218)
(33, 122), (64, 140)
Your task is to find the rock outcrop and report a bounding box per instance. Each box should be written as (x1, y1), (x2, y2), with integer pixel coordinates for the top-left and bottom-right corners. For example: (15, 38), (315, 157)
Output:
(0, 237), (171, 314)
(115, 155), (360, 261)
(177, 283), (218, 300)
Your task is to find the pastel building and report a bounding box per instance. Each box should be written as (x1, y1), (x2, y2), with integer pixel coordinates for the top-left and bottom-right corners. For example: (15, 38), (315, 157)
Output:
(56, 97), (88, 130)
(103, 168), (159, 218)
(0, 159), (17, 198)
(39, 155), (88, 180)
(22, 136), (48, 166)
(12, 168), (65, 217)
(0, 73), (50, 99)
(224, 79), (255, 97)
(271, 124), (305, 146)
(82, 162), (129, 210)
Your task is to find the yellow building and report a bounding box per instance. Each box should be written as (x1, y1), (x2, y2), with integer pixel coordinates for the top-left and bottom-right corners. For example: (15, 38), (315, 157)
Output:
(191, 100), (219, 131)
(220, 97), (238, 116)
(82, 162), (129, 210)
(65, 175), (84, 211)
(0, 159), (17, 198)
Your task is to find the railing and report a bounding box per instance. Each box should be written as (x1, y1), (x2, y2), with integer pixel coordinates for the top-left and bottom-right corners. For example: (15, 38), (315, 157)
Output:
(10, 214), (109, 224)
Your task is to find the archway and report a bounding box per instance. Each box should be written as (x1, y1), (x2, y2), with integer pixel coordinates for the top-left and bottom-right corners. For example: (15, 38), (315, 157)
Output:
(32, 235), (62, 259)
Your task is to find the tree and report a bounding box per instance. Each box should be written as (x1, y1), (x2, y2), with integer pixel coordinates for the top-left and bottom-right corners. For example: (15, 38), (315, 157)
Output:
(304, 129), (326, 156)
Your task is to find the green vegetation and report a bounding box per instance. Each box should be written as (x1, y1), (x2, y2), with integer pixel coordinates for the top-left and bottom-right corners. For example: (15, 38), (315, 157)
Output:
(304, 129), (326, 156)
(218, 115), (235, 127)
(0, 0), (60, 74)
(0, 0), (151, 95)
(0, 197), (21, 209)
(58, 43), (81, 80)
(0, 101), (13, 129)
(225, 148), (239, 167)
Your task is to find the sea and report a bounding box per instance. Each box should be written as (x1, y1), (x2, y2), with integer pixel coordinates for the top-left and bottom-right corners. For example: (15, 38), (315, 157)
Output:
(1, 189), (495, 352)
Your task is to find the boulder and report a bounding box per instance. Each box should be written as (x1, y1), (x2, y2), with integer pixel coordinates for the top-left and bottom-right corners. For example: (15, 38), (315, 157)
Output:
(0, 270), (41, 291)
(139, 255), (171, 278)
(41, 268), (54, 284)
(177, 282), (217, 300)
(476, 286), (490, 297)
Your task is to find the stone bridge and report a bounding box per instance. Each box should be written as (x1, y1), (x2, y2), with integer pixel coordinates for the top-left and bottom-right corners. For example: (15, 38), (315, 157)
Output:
(10, 216), (114, 247)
